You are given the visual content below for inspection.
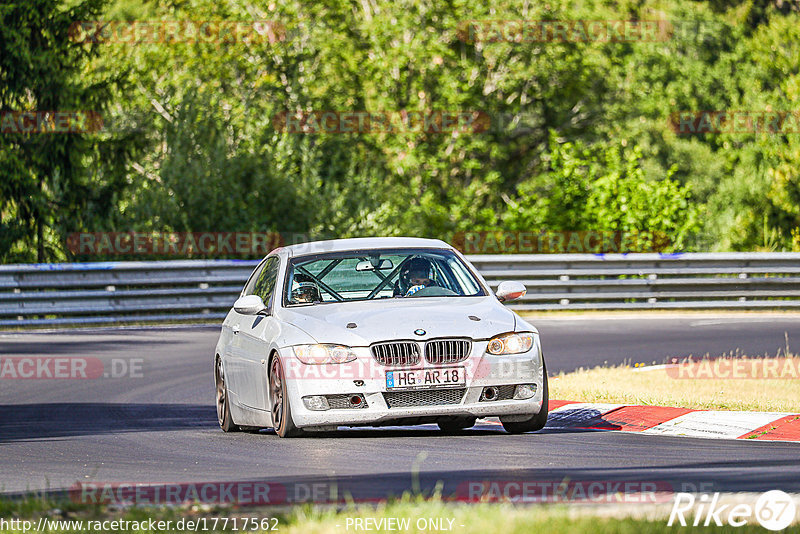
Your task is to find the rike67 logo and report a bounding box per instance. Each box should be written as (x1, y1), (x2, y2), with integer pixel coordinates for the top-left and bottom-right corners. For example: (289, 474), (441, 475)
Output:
(668, 491), (797, 530)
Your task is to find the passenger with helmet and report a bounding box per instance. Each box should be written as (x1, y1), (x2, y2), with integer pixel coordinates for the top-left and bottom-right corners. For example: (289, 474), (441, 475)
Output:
(291, 273), (322, 303)
(393, 257), (439, 297)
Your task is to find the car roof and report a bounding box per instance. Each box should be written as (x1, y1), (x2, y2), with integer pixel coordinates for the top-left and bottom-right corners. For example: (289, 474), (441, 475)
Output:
(283, 237), (452, 258)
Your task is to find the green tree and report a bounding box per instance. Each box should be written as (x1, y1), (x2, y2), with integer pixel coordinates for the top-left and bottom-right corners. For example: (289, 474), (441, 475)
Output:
(0, 0), (132, 262)
(7, 0), (800, 261)
(503, 134), (701, 252)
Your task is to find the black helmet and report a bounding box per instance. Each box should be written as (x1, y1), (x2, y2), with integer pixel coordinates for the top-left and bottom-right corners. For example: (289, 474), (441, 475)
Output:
(291, 273), (321, 303)
(399, 257), (434, 291)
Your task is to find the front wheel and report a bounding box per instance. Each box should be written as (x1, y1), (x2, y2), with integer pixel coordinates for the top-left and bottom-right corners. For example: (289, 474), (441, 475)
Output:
(501, 360), (549, 434)
(270, 356), (303, 438)
(215, 357), (239, 432)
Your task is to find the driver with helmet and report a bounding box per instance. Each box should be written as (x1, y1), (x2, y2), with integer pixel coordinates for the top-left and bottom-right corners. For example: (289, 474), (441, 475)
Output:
(393, 257), (438, 297)
(291, 273), (322, 303)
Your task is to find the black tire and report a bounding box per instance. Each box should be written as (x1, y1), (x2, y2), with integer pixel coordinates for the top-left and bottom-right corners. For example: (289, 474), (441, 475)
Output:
(215, 357), (239, 432)
(501, 360), (549, 434)
(270, 356), (303, 438)
(438, 416), (477, 432)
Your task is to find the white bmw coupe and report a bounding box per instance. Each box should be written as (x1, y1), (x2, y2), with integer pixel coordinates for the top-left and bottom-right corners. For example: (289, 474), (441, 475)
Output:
(214, 237), (548, 437)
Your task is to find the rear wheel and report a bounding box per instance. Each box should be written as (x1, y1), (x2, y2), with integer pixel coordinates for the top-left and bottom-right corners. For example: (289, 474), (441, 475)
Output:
(215, 357), (239, 432)
(501, 361), (549, 434)
(270, 356), (303, 438)
(438, 416), (476, 432)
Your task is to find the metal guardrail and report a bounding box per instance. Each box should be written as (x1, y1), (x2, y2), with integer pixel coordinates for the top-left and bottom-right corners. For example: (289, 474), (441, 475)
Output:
(1, 253), (800, 326)
(469, 253), (800, 311)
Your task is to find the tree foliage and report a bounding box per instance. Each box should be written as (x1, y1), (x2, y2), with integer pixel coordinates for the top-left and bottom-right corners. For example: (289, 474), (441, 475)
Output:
(1, 0), (799, 261)
(0, 0), (134, 261)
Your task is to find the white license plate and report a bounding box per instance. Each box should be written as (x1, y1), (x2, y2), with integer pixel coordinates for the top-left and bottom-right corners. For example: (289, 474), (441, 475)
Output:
(386, 367), (466, 390)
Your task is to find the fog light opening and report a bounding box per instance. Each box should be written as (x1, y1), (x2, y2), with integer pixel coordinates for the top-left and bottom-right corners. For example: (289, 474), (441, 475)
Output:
(513, 384), (537, 400)
(482, 386), (499, 401)
(349, 395), (363, 406)
(302, 395), (330, 411)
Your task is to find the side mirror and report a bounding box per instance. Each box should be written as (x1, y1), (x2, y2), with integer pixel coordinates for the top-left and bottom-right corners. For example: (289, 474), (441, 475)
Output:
(495, 281), (526, 302)
(234, 295), (267, 315)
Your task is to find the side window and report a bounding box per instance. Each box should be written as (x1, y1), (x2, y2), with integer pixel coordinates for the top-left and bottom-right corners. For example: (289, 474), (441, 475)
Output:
(243, 260), (268, 296)
(253, 257), (280, 307)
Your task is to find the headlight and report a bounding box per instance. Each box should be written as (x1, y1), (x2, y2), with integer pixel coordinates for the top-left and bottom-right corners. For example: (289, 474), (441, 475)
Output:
(293, 344), (357, 364)
(486, 332), (534, 355)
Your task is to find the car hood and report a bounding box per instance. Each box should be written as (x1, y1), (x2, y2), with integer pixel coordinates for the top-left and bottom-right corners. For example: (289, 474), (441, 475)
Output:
(279, 297), (520, 346)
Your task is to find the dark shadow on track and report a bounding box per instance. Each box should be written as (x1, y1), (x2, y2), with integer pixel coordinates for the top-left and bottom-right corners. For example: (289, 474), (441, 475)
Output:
(0, 403), (646, 444)
(7, 460), (800, 502)
(0, 338), (188, 355)
(0, 403), (217, 443)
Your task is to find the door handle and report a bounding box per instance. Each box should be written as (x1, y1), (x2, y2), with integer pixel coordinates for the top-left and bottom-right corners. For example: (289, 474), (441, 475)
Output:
(232, 325), (240, 335)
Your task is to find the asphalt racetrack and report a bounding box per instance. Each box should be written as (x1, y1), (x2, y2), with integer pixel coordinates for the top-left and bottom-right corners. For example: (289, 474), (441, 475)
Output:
(2, 314), (799, 500)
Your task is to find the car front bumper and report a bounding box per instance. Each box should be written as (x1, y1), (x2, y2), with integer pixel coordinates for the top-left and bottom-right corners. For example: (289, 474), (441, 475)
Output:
(279, 337), (546, 428)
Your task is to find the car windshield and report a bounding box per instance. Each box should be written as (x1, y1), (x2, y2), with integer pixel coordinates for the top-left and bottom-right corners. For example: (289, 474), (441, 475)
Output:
(284, 249), (486, 305)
